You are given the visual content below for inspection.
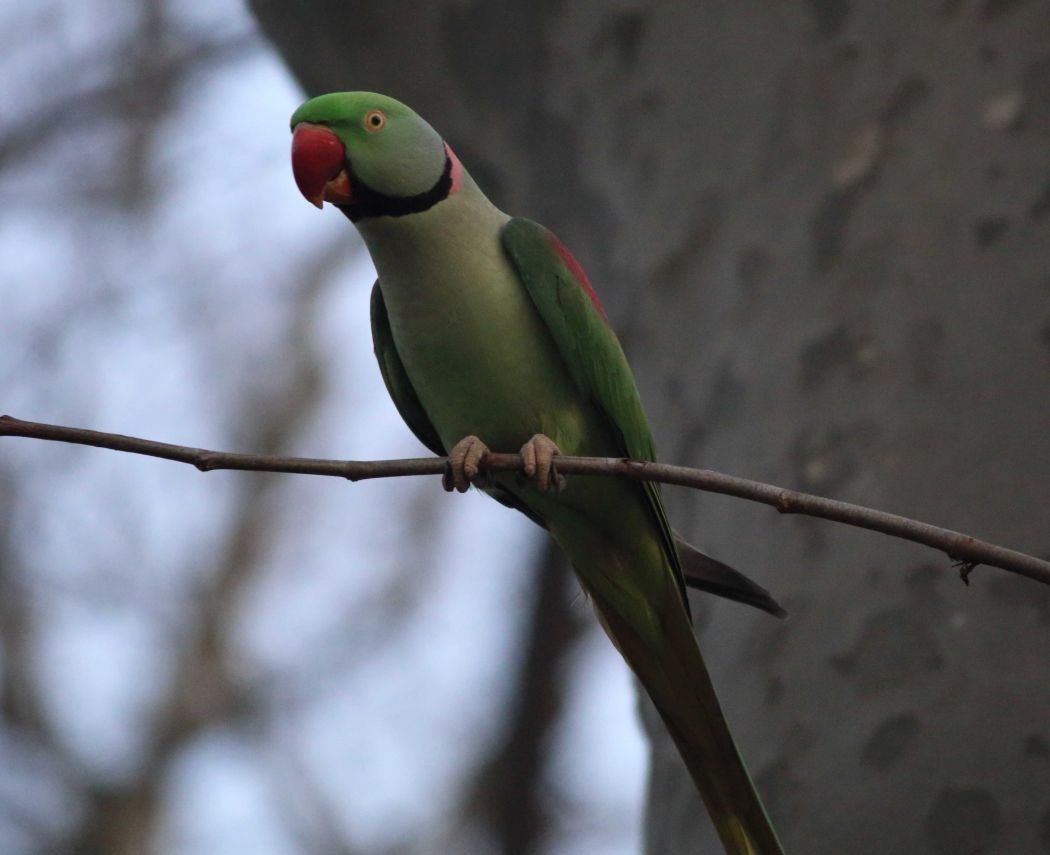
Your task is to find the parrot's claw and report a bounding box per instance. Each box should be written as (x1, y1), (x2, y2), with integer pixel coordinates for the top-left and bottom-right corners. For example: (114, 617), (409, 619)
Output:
(444, 435), (490, 493)
(521, 433), (566, 493)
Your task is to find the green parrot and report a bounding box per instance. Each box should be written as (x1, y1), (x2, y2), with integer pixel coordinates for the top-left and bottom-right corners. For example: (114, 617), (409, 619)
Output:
(290, 91), (785, 855)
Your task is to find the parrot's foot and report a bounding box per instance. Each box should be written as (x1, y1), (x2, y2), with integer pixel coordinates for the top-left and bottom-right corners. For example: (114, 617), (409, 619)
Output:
(520, 434), (566, 493)
(443, 435), (490, 493)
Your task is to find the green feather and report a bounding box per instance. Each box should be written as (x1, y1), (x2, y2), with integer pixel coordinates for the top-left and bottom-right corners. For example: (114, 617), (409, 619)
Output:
(500, 217), (689, 613)
(370, 280), (446, 456)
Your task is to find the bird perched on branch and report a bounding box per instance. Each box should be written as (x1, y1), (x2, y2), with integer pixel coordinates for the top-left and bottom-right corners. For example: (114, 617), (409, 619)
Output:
(290, 91), (785, 855)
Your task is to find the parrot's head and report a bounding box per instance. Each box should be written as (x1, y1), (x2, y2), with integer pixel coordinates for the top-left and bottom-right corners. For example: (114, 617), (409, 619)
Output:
(290, 92), (462, 220)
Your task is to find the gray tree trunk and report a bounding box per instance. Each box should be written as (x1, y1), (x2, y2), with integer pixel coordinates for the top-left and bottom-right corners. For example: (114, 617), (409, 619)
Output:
(250, 2), (1050, 851)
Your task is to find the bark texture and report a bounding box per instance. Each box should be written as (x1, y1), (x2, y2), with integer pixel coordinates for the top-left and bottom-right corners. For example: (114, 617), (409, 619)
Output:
(250, 2), (1050, 851)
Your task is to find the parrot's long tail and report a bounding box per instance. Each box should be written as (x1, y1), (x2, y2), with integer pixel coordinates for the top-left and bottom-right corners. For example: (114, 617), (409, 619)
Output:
(587, 574), (785, 855)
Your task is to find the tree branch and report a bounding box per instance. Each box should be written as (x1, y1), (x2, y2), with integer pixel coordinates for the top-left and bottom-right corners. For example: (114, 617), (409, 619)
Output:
(2, 414), (1047, 588)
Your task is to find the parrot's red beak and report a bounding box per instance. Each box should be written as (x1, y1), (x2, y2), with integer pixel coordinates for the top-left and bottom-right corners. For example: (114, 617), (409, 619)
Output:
(291, 123), (352, 208)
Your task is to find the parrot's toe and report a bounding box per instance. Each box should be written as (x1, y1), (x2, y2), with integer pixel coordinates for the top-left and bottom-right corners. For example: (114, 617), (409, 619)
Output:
(444, 435), (490, 493)
(520, 433), (566, 493)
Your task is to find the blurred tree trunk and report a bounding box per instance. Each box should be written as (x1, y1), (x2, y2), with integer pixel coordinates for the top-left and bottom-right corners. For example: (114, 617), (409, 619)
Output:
(250, 1), (1050, 851)
(447, 543), (587, 854)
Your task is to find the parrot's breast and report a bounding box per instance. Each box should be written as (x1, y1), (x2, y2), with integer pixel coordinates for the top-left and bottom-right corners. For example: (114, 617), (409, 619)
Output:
(356, 188), (605, 458)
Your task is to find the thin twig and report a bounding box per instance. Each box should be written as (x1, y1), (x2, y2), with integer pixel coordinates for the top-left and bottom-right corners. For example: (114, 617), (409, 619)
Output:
(2, 414), (1047, 588)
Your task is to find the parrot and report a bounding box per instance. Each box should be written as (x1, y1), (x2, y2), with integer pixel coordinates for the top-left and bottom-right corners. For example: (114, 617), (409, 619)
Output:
(289, 91), (785, 855)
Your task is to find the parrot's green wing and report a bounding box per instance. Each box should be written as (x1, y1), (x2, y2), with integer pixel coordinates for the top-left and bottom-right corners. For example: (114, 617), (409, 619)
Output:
(500, 218), (688, 610)
(370, 280), (446, 457)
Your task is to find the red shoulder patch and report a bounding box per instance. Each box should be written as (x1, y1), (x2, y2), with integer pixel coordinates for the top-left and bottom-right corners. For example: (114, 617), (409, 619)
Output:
(544, 232), (609, 323)
(443, 142), (463, 196)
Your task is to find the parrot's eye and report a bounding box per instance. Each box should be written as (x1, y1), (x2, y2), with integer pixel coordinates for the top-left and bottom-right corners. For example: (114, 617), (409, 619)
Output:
(364, 110), (386, 132)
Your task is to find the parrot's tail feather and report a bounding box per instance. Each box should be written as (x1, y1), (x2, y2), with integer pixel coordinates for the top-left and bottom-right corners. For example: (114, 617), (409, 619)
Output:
(674, 534), (786, 619)
(589, 581), (785, 855)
